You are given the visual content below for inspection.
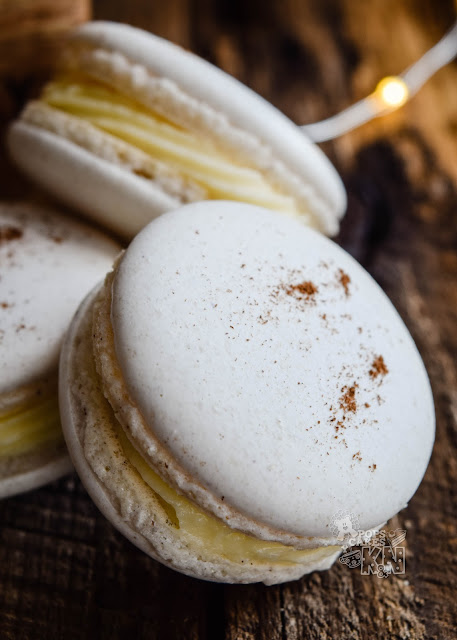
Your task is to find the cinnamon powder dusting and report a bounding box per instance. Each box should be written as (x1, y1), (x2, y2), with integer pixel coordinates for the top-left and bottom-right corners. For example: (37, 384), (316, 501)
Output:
(339, 383), (358, 414)
(369, 355), (388, 379)
(285, 281), (318, 299)
(338, 269), (351, 296)
(0, 226), (22, 244)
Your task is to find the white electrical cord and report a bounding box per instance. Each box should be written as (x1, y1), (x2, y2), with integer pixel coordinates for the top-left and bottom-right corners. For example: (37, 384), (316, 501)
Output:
(301, 21), (457, 142)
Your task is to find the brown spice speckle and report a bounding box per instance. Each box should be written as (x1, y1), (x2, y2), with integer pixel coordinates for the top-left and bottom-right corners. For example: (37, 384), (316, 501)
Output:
(0, 225), (22, 244)
(335, 420), (344, 433)
(132, 167), (153, 179)
(369, 355), (388, 379)
(285, 281), (318, 299)
(339, 383), (358, 414)
(338, 269), (351, 296)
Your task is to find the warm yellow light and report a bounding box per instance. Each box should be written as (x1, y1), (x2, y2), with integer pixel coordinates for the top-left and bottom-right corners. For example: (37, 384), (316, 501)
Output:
(374, 76), (410, 109)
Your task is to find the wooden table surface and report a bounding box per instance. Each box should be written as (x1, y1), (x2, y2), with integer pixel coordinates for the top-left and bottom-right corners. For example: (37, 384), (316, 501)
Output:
(1, 0), (457, 638)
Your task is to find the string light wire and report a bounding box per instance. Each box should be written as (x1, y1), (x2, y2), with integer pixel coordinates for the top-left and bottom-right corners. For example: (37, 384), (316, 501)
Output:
(301, 21), (457, 142)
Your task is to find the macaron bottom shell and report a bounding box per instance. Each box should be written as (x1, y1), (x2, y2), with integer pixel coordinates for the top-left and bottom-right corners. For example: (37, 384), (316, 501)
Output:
(60, 288), (341, 585)
(0, 445), (72, 500)
(0, 383), (72, 499)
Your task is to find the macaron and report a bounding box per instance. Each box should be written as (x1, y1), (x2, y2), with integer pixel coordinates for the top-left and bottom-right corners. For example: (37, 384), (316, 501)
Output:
(0, 202), (120, 499)
(59, 201), (435, 584)
(8, 21), (346, 239)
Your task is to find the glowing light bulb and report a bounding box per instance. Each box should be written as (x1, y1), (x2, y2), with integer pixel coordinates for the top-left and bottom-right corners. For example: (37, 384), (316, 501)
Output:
(374, 76), (410, 109)
(301, 21), (457, 142)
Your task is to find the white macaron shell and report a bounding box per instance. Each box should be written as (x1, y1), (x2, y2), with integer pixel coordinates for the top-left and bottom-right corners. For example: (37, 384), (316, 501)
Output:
(71, 21), (346, 222)
(0, 456), (73, 499)
(111, 203), (434, 538)
(0, 204), (119, 395)
(7, 123), (181, 239)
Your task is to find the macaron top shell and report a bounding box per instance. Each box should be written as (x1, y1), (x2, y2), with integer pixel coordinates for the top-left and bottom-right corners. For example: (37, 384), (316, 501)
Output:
(111, 202), (435, 538)
(69, 21), (346, 232)
(0, 203), (119, 395)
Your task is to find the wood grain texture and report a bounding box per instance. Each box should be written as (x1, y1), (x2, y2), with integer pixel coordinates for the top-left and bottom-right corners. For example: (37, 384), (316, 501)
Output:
(0, 0), (90, 76)
(1, 0), (457, 638)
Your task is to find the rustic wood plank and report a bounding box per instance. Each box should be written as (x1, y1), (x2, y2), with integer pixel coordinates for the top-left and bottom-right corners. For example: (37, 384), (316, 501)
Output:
(0, 0), (456, 638)
(0, 0), (90, 77)
(92, 0), (191, 46)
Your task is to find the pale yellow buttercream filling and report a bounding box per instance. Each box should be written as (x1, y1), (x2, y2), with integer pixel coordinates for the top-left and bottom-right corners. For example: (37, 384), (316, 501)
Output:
(0, 393), (62, 458)
(113, 419), (339, 565)
(41, 77), (301, 213)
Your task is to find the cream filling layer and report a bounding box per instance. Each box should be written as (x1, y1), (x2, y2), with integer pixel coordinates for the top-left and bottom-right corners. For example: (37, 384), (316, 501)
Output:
(40, 78), (301, 213)
(111, 410), (340, 565)
(0, 391), (62, 458)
